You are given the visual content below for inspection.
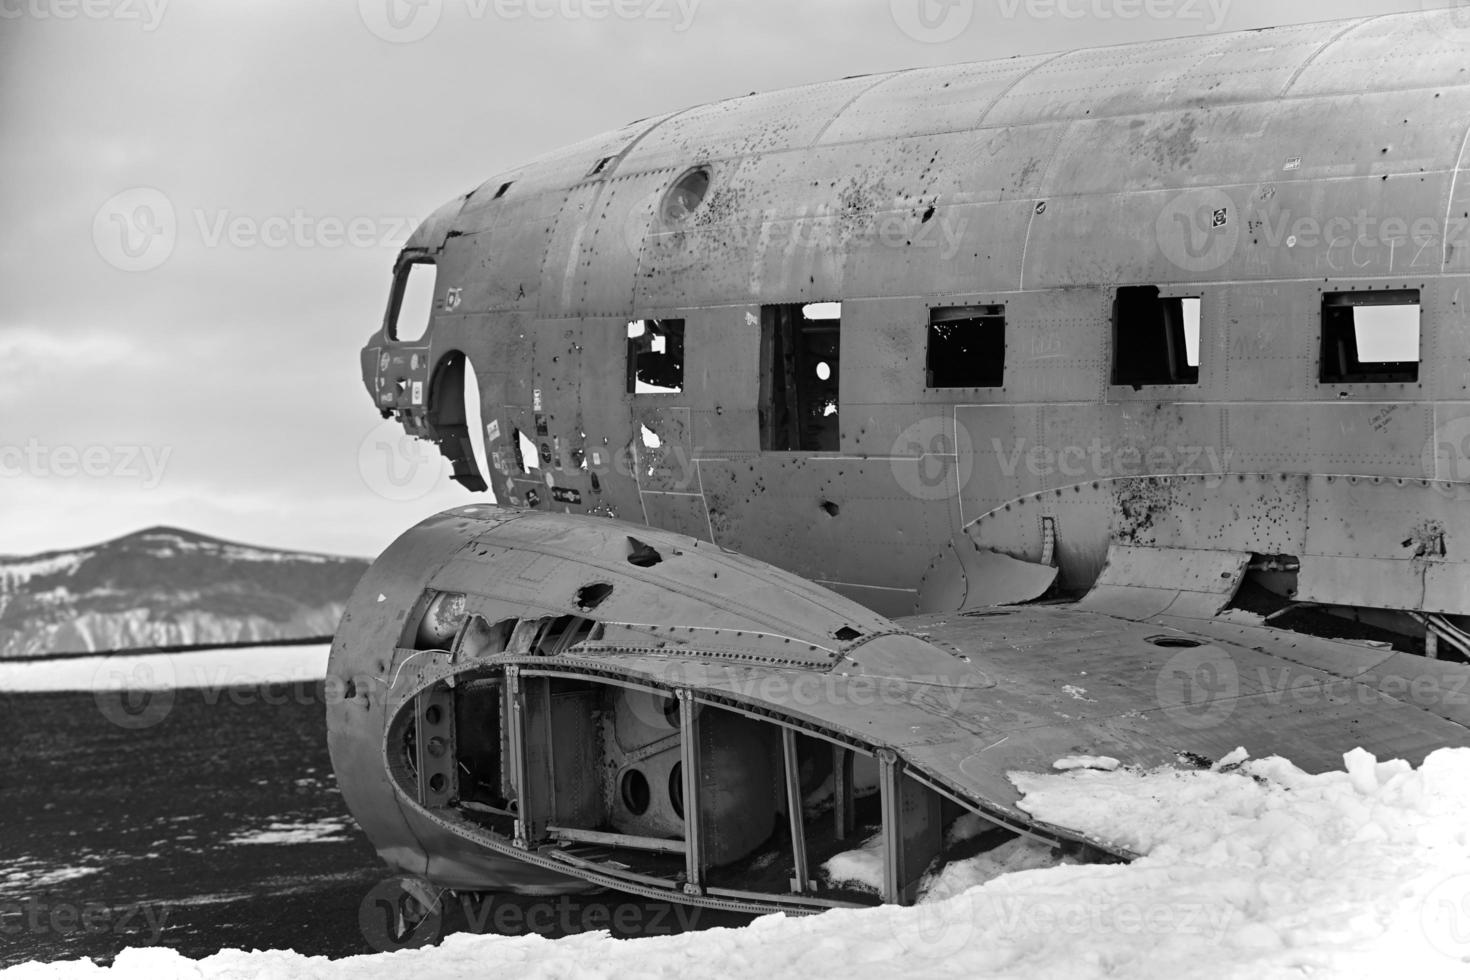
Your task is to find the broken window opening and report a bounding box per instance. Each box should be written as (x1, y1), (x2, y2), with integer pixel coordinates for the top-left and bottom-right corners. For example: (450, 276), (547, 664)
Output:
(760, 303), (842, 452)
(627, 319), (686, 394)
(1320, 291), (1421, 384)
(515, 429), (539, 474)
(1112, 287), (1201, 387)
(926, 305), (1006, 389)
(387, 259), (437, 343)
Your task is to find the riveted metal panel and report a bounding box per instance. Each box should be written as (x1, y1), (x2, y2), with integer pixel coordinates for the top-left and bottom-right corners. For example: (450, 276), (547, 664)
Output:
(980, 27), (1323, 128)
(537, 183), (605, 319)
(1285, 12), (1470, 97)
(816, 58), (1053, 145)
(1224, 403), (1437, 476)
(697, 457), (959, 589)
(624, 76), (883, 169)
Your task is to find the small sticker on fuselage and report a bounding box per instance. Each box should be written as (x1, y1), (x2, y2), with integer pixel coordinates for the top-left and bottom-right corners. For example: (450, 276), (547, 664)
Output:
(487, 420), (501, 443)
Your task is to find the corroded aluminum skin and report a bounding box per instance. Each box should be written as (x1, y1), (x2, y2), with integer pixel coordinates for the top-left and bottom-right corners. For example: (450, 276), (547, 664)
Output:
(366, 10), (1470, 617)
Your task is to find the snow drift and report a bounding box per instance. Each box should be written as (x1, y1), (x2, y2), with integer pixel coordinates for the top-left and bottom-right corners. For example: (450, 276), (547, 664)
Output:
(6, 745), (1470, 979)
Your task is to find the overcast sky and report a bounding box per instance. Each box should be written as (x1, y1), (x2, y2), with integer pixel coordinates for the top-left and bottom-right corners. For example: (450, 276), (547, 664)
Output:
(0, 0), (1453, 559)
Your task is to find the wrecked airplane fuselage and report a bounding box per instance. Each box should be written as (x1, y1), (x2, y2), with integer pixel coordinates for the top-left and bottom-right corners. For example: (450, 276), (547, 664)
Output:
(334, 9), (1470, 912)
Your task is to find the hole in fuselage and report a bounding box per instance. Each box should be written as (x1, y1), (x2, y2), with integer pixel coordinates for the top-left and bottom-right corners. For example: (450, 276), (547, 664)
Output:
(627, 537), (663, 568)
(1146, 636), (1204, 649)
(669, 762), (684, 820)
(576, 582), (614, 610)
(621, 769), (651, 816)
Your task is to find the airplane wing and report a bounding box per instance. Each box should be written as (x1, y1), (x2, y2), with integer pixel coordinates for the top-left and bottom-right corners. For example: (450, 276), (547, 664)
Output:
(328, 507), (1470, 912)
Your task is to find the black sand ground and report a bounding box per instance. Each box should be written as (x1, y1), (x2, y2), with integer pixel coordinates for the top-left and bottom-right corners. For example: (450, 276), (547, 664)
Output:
(0, 682), (749, 969)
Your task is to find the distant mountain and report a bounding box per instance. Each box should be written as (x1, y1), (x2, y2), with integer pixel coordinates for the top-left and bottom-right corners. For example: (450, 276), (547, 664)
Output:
(0, 528), (369, 659)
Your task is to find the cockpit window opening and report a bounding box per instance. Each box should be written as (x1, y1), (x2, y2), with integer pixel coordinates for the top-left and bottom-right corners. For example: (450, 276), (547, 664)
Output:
(926, 305), (1006, 389)
(661, 167), (711, 224)
(589, 156), (615, 177)
(1112, 286), (1201, 388)
(627, 319), (685, 394)
(387, 259), (438, 343)
(492, 181), (513, 200)
(760, 303), (841, 452)
(1320, 290), (1421, 383)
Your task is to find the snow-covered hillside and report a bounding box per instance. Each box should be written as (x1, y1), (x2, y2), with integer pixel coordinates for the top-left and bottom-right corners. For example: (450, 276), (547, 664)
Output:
(0, 528), (367, 659)
(5, 744), (1469, 979)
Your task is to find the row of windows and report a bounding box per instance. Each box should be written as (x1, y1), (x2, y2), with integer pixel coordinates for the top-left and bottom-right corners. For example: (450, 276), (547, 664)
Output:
(623, 289), (1424, 417)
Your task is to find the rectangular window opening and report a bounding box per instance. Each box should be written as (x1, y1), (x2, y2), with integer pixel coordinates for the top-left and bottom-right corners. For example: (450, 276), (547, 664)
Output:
(626, 319), (686, 394)
(1112, 286), (1201, 388)
(759, 303), (841, 452)
(388, 259), (438, 343)
(1320, 291), (1421, 383)
(926, 305), (1006, 389)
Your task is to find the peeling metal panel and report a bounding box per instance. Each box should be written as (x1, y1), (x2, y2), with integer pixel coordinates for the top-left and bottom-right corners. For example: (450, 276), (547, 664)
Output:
(1078, 545), (1250, 619)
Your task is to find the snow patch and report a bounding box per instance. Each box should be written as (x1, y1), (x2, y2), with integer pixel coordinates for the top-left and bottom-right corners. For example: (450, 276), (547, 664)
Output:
(12, 748), (1470, 978)
(1052, 756), (1121, 772)
(223, 818), (353, 847)
(0, 645), (330, 693)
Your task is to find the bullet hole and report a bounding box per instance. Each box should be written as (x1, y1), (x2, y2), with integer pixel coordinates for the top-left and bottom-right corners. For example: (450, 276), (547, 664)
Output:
(640, 424), (662, 449)
(921, 205), (936, 223)
(820, 501), (840, 517)
(576, 582), (614, 610)
(627, 537), (663, 568)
